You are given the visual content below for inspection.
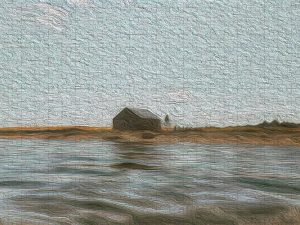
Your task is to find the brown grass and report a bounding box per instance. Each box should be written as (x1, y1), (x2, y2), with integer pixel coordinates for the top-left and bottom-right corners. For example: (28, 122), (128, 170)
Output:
(0, 126), (111, 132)
(0, 125), (299, 147)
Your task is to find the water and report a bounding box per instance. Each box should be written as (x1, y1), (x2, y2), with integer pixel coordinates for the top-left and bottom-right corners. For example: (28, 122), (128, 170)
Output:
(0, 0), (299, 127)
(0, 139), (299, 224)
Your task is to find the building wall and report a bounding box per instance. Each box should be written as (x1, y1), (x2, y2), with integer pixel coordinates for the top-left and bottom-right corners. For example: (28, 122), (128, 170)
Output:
(113, 117), (161, 131)
(113, 108), (161, 131)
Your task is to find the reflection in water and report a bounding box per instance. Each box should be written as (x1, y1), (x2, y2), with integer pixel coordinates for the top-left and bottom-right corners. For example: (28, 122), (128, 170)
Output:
(0, 140), (299, 224)
(111, 162), (157, 170)
(113, 142), (165, 160)
(111, 142), (165, 171)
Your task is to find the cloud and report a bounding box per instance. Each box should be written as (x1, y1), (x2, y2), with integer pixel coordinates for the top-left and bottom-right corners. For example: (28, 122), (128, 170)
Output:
(15, 2), (69, 31)
(122, 0), (137, 6)
(168, 90), (193, 102)
(35, 3), (68, 31)
(66, 0), (91, 6)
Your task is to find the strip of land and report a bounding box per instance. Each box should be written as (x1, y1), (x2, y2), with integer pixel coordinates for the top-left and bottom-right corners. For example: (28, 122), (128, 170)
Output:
(0, 122), (299, 147)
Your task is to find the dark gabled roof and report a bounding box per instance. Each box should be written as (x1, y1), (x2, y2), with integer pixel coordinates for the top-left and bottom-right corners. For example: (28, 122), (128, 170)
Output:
(126, 107), (160, 120)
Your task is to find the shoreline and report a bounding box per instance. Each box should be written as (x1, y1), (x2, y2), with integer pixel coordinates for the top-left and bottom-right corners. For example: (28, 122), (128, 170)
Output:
(0, 125), (299, 147)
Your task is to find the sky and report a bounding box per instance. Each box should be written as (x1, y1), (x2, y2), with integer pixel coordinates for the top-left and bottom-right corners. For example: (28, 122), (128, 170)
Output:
(0, 0), (299, 127)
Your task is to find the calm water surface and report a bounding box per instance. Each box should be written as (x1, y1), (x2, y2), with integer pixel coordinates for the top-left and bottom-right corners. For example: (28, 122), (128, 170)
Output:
(0, 139), (299, 224)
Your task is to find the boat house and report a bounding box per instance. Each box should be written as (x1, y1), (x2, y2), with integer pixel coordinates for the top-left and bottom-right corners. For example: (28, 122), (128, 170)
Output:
(113, 107), (161, 131)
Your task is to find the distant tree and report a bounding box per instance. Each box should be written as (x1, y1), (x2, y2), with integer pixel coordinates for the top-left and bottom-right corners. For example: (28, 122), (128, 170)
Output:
(164, 114), (170, 126)
(174, 125), (177, 131)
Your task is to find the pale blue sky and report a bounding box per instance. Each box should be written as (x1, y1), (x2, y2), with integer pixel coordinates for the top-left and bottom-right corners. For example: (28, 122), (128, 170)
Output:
(0, 0), (299, 127)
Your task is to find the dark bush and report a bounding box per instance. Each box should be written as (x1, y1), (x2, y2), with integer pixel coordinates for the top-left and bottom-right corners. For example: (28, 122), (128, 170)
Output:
(142, 132), (156, 139)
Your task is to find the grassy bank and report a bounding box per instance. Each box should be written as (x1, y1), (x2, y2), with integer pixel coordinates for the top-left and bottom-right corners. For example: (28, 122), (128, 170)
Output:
(0, 121), (299, 147)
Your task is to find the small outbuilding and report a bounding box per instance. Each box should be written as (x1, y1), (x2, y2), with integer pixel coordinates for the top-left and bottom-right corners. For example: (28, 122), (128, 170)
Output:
(113, 107), (161, 131)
